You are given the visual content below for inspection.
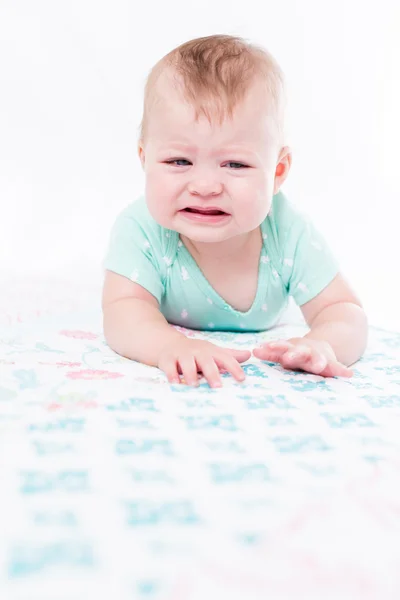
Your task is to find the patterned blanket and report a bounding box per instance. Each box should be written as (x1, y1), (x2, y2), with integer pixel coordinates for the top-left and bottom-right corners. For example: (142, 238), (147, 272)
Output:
(1, 305), (400, 600)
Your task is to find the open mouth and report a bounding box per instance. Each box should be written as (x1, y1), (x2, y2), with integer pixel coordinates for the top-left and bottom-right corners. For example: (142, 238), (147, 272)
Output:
(178, 206), (231, 224)
(182, 207), (228, 216)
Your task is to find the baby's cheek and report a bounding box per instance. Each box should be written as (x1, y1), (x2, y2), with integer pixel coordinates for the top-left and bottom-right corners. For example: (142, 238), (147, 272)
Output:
(148, 172), (177, 201)
(147, 199), (172, 228)
(239, 197), (270, 229)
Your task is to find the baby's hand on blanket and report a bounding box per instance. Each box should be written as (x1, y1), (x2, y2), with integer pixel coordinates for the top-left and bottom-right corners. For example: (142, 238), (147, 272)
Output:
(253, 338), (353, 378)
(158, 338), (251, 388)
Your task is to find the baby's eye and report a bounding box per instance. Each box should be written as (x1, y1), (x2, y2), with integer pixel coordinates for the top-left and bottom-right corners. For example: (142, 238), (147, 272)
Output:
(165, 159), (249, 169)
(225, 162), (248, 169)
(165, 159), (191, 166)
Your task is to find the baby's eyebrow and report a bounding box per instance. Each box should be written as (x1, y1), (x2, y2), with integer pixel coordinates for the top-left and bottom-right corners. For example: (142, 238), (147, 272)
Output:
(159, 142), (195, 151)
(158, 142), (256, 155)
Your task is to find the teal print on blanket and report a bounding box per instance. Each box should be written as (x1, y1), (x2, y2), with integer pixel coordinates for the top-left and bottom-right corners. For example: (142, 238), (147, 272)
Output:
(13, 369), (40, 390)
(32, 440), (75, 455)
(297, 462), (336, 477)
(239, 394), (296, 410)
(180, 414), (238, 431)
(116, 417), (156, 430)
(137, 580), (161, 596)
(271, 435), (332, 453)
(320, 412), (376, 428)
(363, 455), (385, 463)
(210, 462), (271, 484)
(359, 351), (389, 363)
(379, 333), (400, 349)
(126, 500), (201, 527)
(116, 439), (174, 456)
(286, 378), (332, 393)
(171, 382), (218, 393)
(237, 532), (264, 546)
(28, 418), (85, 433)
(265, 416), (296, 426)
(242, 363), (270, 378)
(106, 400), (136, 412)
(183, 397), (217, 408)
(35, 342), (64, 353)
(33, 510), (78, 527)
(205, 440), (245, 454)
(0, 386), (17, 401)
(305, 395), (337, 406)
(106, 397), (159, 412)
(8, 542), (95, 578)
(374, 365), (400, 375)
(362, 394), (400, 408)
(20, 470), (89, 494)
(129, 469), (174, 484)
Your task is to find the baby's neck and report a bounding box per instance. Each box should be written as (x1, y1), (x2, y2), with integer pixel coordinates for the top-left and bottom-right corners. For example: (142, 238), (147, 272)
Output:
(180, 228), (261, 263)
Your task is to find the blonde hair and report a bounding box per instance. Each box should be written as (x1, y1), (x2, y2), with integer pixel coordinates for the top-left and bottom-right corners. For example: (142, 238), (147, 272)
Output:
(138, 34), (287, 145)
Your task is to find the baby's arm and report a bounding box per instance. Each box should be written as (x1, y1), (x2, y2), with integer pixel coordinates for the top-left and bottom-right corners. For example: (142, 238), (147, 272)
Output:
(254, 193), (368, 377)
(253, 273), (368, 377)
(102, 270), (184, 366)
(102, 270), (250, 386)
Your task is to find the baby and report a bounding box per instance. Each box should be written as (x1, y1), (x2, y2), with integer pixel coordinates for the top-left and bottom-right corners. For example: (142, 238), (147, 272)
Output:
(102, 34), (368, 388)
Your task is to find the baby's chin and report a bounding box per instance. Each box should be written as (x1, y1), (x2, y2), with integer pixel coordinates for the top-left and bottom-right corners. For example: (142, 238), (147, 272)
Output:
(178, 229), (235, 244)
(175, 222), (256, 245)
(151, 211), (227, 241)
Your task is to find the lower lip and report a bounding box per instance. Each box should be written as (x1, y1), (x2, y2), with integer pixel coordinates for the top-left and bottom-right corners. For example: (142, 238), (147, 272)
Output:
(179, 210), (231, 224)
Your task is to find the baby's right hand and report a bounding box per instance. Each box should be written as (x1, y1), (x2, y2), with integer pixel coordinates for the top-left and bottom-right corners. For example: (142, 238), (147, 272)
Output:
(157, 337), (251, 388)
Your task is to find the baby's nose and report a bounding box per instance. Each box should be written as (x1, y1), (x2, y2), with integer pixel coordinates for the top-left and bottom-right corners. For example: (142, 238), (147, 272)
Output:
(188, 178), (223, 196)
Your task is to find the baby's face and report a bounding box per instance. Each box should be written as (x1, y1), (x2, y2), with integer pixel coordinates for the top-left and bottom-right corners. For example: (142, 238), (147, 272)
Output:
(139, 74), (285, 244)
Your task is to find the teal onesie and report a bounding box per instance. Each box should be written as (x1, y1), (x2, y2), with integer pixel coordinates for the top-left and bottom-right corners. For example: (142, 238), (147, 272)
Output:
(102, 191), (339, 332)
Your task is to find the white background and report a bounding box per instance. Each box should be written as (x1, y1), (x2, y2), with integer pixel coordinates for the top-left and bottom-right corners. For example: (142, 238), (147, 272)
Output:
(0, 0), (399, 329)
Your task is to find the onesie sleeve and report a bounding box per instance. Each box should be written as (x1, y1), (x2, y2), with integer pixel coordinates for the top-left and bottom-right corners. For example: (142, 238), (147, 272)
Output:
(274, 192), (340, 306)
(102, 201), (165, 303)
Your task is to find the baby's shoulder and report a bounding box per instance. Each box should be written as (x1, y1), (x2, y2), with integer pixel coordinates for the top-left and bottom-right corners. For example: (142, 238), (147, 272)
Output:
(267, 190), (306, 230)
(116, 195), (156, 231)
(265, 190), (310, 246)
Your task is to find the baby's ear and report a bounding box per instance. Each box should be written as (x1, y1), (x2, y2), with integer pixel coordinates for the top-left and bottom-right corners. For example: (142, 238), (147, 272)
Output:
(138, 143), (145, 168)
(273, 146), (292, 194)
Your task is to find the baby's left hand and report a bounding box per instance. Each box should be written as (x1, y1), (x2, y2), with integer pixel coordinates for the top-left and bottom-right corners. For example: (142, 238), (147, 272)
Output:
(253, 337), (353, 378)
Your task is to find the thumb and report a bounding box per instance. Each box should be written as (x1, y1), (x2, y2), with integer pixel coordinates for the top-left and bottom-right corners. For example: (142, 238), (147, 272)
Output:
(227, 348), (252, 363)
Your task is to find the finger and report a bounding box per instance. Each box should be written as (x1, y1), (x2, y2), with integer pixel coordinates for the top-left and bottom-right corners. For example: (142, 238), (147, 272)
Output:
(253, 343), (292, 362)
(215, 354), (246, 382)
(338, 365), (354, 378)
(305, 353), (328, 374)
(158, 356), (180, 384)
(282, 346), (313, 367)
(263, 340), (292, 351)
(321, 361), (354, 378)
(277, 350), (326, 375)
(196, 357), (222, 388)
(225, 348), (252, 363)
(285, 354), (352, 378)
(178, 355), (199, 387)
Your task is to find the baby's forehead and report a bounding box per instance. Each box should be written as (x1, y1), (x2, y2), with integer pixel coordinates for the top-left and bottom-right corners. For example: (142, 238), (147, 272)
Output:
(147, 70), (279, 144)
(149, 107), (277, 147)
(153, 68), (269, 113)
